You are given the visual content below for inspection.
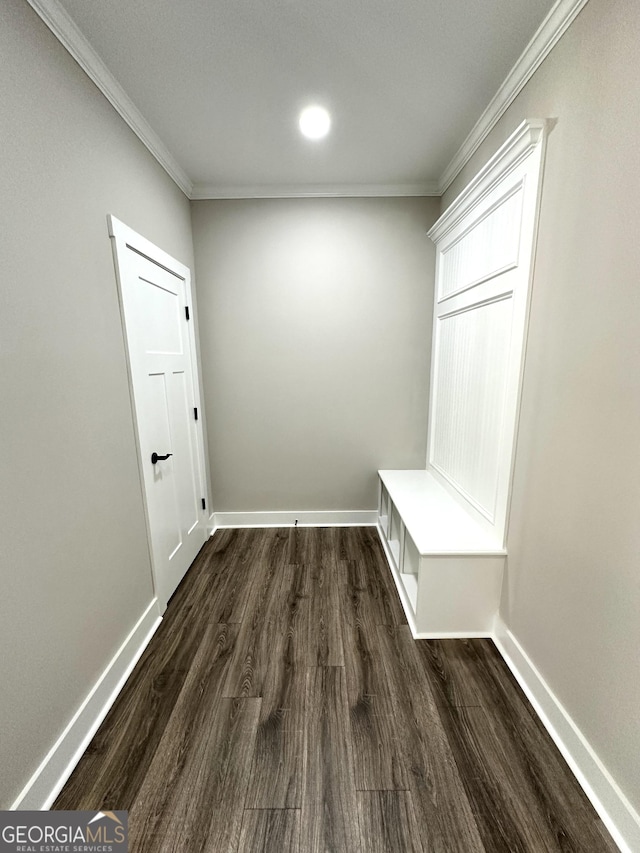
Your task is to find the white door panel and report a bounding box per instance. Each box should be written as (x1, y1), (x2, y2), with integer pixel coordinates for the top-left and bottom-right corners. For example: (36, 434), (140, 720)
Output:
(109, 217), (207, 611)
(145, 372), (182, 563)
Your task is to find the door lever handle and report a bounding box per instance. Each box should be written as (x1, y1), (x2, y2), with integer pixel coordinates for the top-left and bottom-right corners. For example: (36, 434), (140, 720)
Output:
(151, 452), (173, 464)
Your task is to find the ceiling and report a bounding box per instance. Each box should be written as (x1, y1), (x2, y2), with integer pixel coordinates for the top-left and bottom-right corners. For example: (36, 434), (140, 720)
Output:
(50, 0), (558, 196)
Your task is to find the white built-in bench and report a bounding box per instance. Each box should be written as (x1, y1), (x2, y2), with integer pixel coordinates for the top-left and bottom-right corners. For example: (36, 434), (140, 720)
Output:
(377, 470), (505, 637)
(376, 121), (547, 638)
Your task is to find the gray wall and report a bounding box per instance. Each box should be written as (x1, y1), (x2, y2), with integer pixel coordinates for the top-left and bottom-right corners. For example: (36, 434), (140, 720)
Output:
(442, 0), (640, 816)
(191, 197), (438, 512)
(0, 0), (195, 808)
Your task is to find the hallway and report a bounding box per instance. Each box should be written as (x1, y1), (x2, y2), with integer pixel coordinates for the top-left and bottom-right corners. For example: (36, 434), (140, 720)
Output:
(54, 527), (615, 852)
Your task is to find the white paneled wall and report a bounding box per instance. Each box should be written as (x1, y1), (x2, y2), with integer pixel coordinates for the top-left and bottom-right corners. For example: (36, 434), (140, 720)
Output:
(378, 120), (547, 637)
(428, 122), (547, 544)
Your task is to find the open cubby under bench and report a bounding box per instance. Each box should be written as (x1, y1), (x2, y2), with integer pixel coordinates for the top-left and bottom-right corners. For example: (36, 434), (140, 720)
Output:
(377, 470), (506, 637)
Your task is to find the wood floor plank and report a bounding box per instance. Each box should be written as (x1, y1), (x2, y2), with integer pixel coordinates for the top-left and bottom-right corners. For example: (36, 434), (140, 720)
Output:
(128, 623), (258, 853)
(200, 553), (252, 626)
(199, 527), (268, 625)
(304, 529), (345, 667)
(287, 525), (321, 565)
(245, 564), (307, 808)
(245, 720), (305, 810)
(439, 705), (568, 852)
(357, 791), (424, 853)
(257, 563), (308, 724)
(302, 667), (361, 853)
(349, 702), (408, 792)
(341, 553), (410, 791)
(377, 625), (487, 853)
(438, 703), (617, 852)
(130, 697), (260, 853)
(306, 561), (345, 666)
(339, 527), (407, 627)
(413, 638), (489, 709)
(413, 637), (566, 713)
(222, 528), (289, 698)
(238, 809), (301, 853)
(341, 559), (394, 704)
(332, 525), (352, 562)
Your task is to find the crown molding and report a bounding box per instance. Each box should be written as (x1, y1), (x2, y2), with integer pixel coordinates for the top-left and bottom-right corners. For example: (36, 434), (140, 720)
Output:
(429, 119), (546, 243)
(190, 182), (440, 200)
(26, 0), (193, 197)
(438, 0), (590, 194)
(27, 0), (586, 203)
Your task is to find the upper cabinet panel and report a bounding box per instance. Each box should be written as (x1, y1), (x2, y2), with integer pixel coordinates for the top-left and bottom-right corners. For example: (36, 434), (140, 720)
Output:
(438, 183), (524, 303)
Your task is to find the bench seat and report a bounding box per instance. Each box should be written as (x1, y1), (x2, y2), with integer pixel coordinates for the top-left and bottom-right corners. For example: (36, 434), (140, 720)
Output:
(377, 469), (506, 637)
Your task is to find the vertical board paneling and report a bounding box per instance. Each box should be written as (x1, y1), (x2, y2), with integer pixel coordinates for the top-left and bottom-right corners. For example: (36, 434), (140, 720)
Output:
(439, 186), (523, 300)
(431, 297), (512, 519)
(427, 122), (546, 544)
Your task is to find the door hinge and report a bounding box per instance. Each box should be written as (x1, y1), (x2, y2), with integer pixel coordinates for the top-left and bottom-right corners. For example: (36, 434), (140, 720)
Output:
(201, 498), (206, 511)
(194, 407), (198, 420)
(185, 305), (190, 321)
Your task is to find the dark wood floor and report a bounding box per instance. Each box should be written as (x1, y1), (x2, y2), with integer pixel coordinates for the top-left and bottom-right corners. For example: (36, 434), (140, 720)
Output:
(55, 527), (617, 852)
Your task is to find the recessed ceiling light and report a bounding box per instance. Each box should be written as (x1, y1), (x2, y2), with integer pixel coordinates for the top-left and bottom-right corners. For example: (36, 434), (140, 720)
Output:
(299, 105), (331, 140)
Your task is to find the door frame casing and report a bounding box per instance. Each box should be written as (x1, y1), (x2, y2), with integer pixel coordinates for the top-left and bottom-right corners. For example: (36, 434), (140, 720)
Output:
(107, 214), (209, 609)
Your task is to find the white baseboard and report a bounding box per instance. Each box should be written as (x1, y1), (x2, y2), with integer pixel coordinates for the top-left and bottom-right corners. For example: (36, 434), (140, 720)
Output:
(209, 509), (377, 531)
(494, 619), (639, 853)
(11, 599), (162, 811)
(415, 630), (495, 640)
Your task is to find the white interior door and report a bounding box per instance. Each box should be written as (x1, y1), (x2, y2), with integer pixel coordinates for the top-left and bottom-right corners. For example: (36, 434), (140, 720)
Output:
(108, 216), (207, 611)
